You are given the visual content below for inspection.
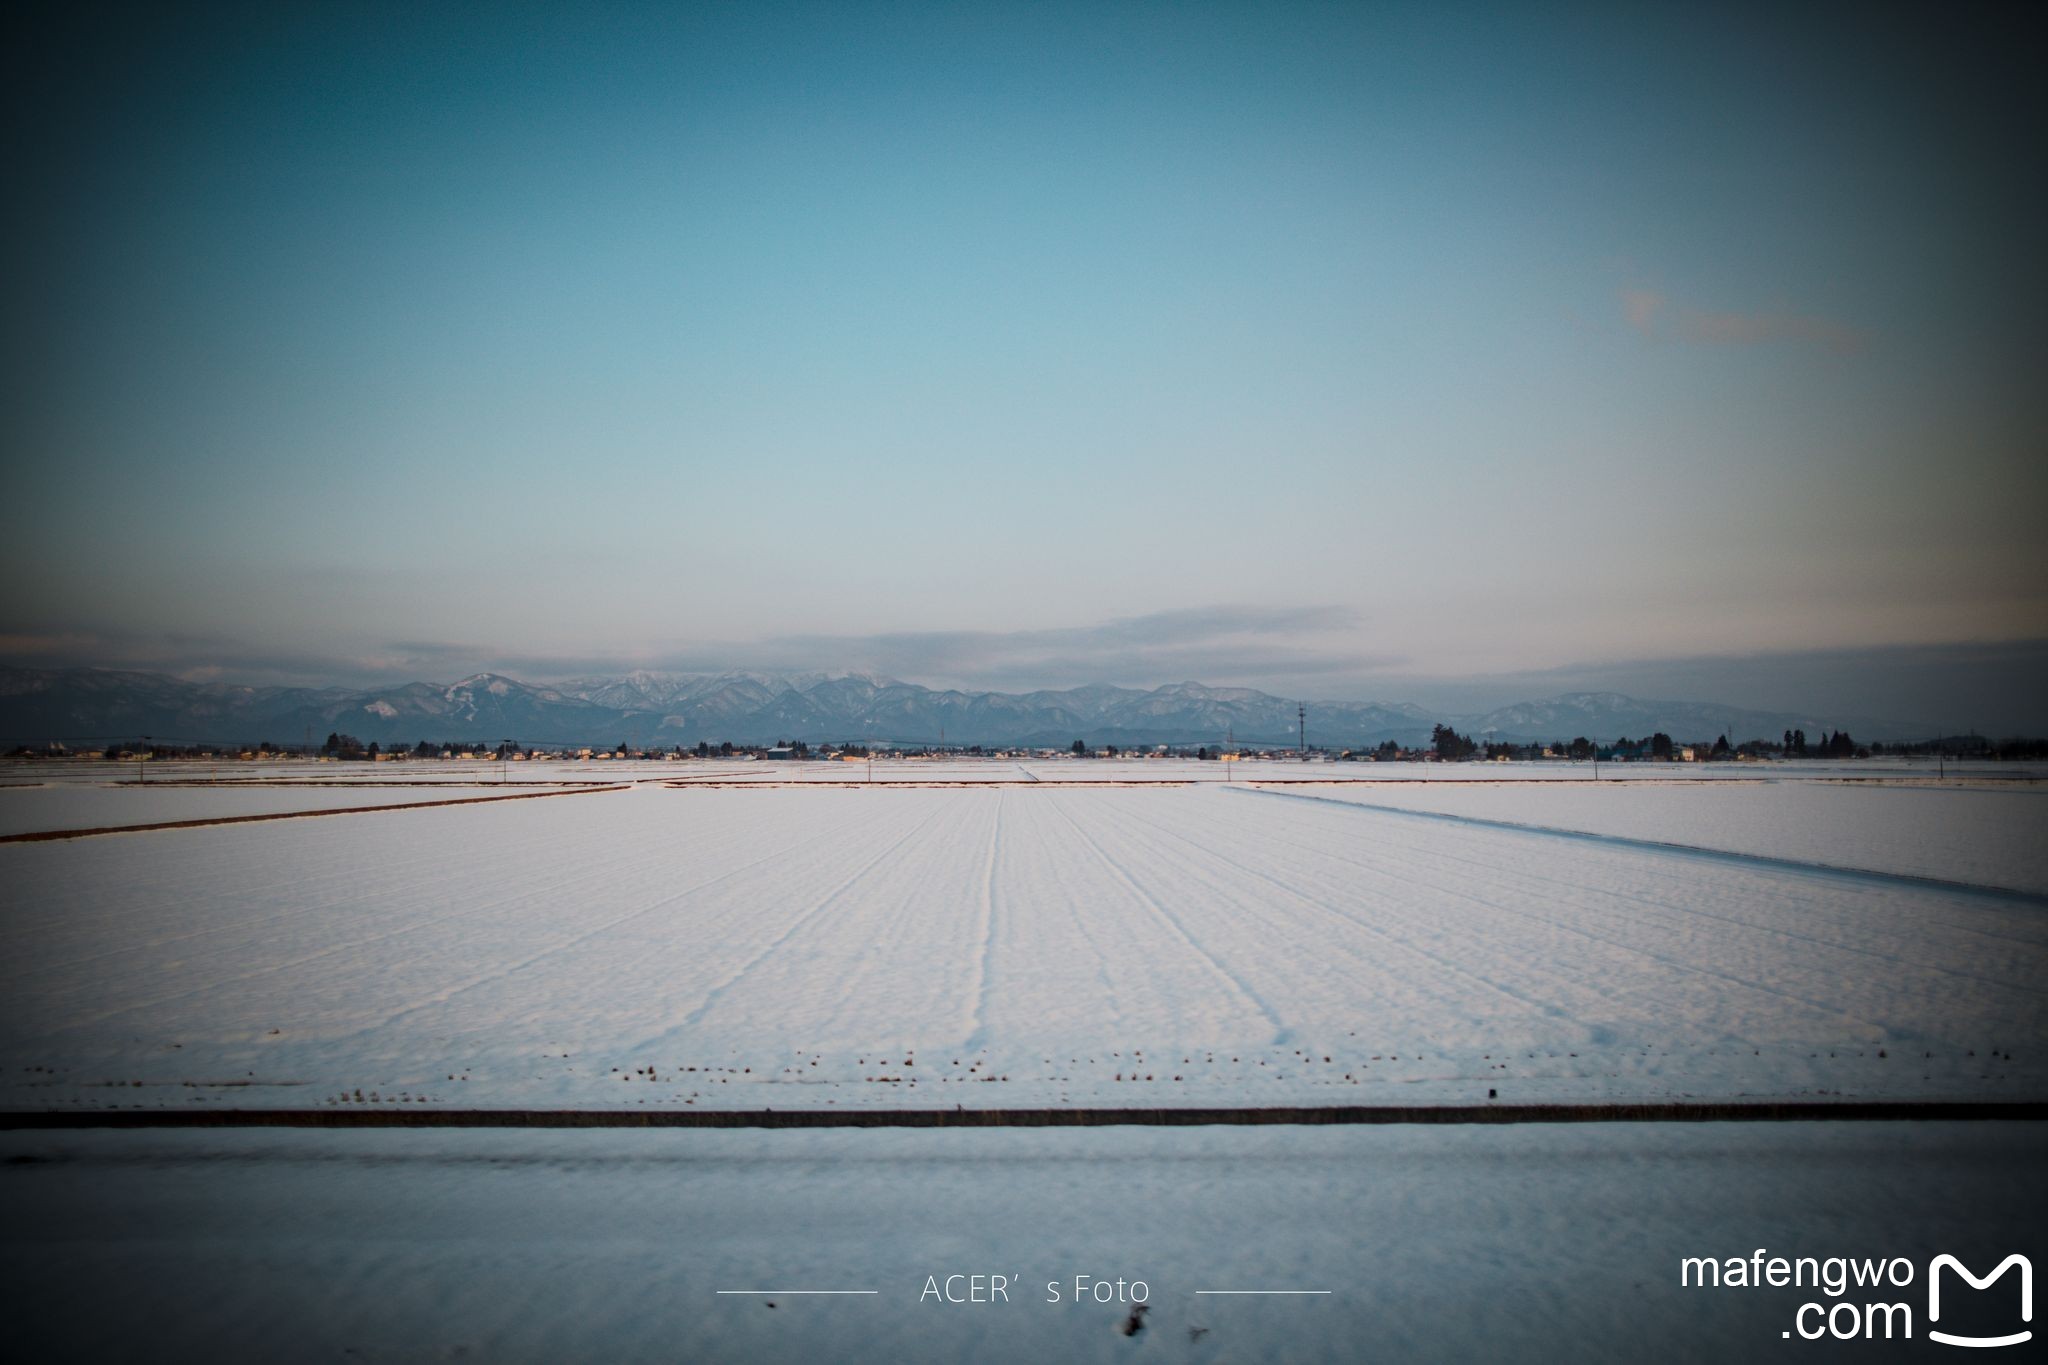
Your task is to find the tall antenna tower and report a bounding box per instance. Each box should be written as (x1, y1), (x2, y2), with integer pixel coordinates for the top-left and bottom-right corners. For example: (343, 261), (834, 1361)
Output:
(1298, 703), (1306, 757)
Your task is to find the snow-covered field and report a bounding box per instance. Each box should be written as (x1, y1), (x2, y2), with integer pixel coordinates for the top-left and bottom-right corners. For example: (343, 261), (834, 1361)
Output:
(3, 777), (2041, 1112)
(1255, 779), (2048, 896)
(0, 781), (597, 838)
(2, 759), (651, 787)
(3, 1122), (2038, 1363)
(4, 765), (2042, 1362)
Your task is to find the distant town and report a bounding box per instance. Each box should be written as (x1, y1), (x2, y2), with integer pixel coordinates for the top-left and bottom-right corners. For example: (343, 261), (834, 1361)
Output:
(11, 725), (2040, 766)
(8, 664), (2041, 765)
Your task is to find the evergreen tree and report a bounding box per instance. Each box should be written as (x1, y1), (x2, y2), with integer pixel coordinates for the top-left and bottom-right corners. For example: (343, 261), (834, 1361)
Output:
(1431, 724), (1477, 760)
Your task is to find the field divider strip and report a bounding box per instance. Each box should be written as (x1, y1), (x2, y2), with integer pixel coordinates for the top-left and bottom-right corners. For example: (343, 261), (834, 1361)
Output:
(2, 1101), (2042, 1129)
(1231, 783), (2048, 905)
(108, 779), (622, 788)
(0, 784), (630, 844)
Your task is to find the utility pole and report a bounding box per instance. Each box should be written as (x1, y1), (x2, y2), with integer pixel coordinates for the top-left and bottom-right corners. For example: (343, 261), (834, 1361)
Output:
(1298, 703), (1306, 758)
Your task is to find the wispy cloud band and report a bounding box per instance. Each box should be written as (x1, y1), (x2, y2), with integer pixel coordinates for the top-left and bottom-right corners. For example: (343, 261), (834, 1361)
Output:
(1620, 286), (1866, 356)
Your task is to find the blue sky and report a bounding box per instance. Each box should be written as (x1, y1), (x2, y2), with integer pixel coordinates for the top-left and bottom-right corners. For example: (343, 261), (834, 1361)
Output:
(3, 2), (2043, 724)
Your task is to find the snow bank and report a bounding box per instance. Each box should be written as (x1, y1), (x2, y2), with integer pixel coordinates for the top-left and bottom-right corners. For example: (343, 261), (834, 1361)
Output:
(3, 1122), (2039, 1363)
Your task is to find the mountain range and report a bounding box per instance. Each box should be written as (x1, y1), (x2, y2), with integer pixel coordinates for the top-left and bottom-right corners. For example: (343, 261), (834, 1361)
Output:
(0, 665), (1933, 750)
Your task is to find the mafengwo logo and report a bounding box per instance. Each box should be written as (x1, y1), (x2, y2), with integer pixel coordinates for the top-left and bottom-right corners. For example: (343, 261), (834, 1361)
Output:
(1681, 1251), (2031, 1344)
(1928, 1255), (2032, 1349)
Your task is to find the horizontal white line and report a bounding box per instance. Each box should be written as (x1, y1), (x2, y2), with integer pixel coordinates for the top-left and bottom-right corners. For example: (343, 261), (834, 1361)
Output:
(1196, 1290), (1332, 1295)
(715, 1290), (879, 1296)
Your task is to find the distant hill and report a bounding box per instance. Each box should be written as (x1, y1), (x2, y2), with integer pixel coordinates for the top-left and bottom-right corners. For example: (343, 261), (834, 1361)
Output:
(0, 665), (1932, 749)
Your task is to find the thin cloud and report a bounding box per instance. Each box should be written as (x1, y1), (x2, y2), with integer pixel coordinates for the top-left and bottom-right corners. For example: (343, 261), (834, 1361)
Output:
(1621, 287), (1664, 332)
(0, 631), (103, 656)
(0, 605), (1392, 695)
(1679, 308), (1866, 355)
(746, 607), (1389, 691)
(1618, 285), (1866, 355)
(1356, 638), (2048, 735)
(7, 618), (2045, 730)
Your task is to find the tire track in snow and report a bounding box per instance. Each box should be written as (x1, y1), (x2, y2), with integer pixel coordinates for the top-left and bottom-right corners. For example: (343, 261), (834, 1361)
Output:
(0, 787), (706, 994)
(1218, 792), (1916, 1041)
(1097, 793), (1585, 1030)
(1237, 784), (2048, 905)
(1043, 792), (1289, 1044)
(962, 791), (1003, 1051)
(635, 801), (952, 1046)
(1393, 818), (2048, 1004)
(0, 830), (480, 991)
(1252, 790), (2048, 966)
(19, 795), (712, 1035)
(1234, 788), (2048, 1002)
(311, 795), (902, 1049)
(1005, 794), (1131, 1043)
(0, 785), (605, 960)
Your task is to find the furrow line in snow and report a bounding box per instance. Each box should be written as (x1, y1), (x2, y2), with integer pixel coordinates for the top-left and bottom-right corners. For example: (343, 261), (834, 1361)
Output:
(1043, 792), (1289, 1043)
(1236, 787), (2048, 962)
(1232, 791), (1912, 1041)
(18, 801), (711, 1035)
(1390, 819), (2048, 1002)
(0, 784), (626, 844)
(0, 787), (725, 994)
(637, 802), (954, 1046)
(1236, 784), (2048, 905)
(323, 796), (914, 1047)
(963, 792), (1003, 1051)
(1097, 792), (1628, 1033)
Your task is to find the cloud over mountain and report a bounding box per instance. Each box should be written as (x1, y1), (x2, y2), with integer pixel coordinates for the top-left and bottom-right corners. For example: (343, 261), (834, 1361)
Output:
(0, 665), (1929, 751)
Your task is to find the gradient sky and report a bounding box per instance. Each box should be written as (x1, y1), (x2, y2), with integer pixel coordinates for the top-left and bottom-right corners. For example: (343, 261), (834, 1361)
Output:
(4, 2), (2044, 723)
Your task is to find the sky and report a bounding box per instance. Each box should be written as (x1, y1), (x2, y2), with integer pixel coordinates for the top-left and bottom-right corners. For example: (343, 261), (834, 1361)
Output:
(3, 1), (2044, 726)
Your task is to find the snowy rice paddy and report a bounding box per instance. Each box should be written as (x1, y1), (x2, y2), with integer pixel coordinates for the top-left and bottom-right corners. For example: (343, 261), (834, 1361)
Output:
(1268, 779), (2048, 895)
(3, 765), (2042, 1113)
(0, 780), (594, 838)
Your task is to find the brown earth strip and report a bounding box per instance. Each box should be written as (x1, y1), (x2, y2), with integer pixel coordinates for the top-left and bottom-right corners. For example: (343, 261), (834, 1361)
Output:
(2, 1101), (2040, 1129)
(127, 779), (623, 788)
(0, 783), (628, 844)
(666, 781), (1201, 788)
